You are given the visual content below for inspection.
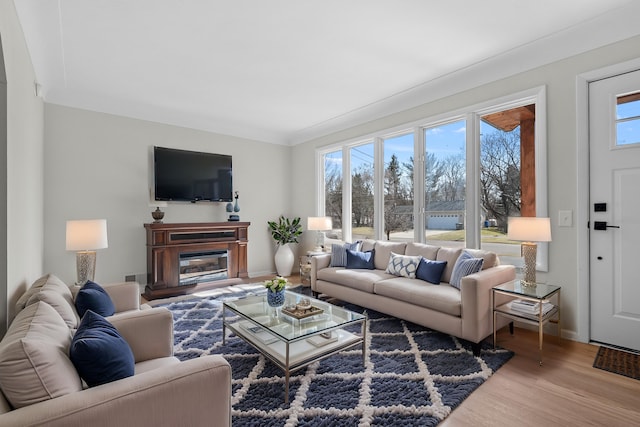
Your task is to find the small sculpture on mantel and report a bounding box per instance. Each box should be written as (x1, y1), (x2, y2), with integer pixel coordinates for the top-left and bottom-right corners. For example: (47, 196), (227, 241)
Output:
(151, 207), (165, 223)
(228, 191), (240, 221)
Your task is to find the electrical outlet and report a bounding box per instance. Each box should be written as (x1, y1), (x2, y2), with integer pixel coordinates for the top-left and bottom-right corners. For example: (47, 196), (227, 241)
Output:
(558, 210), (572, 227)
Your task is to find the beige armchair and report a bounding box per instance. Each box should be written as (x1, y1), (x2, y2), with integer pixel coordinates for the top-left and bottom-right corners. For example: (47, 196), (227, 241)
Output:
(0, 275), (232, 427)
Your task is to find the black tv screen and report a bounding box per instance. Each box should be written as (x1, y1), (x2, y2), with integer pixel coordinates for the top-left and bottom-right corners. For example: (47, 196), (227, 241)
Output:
(154, 146), (233, 202)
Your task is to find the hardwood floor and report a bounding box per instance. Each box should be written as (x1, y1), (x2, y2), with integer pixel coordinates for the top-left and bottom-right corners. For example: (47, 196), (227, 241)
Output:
(442, 327), (640, 426)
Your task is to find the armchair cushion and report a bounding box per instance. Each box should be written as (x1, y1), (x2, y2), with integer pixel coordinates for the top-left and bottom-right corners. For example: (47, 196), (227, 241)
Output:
(70, 310), (134, 387)
(0, 301), (82, 408)
(75, 281), (116, 317)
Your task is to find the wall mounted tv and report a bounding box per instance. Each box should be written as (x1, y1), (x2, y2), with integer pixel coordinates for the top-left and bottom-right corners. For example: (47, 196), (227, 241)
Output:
(154, 146), (233, 202)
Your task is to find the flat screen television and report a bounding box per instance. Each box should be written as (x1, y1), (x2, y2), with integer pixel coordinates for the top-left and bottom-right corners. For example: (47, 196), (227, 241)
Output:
(154, 146), (233, 202)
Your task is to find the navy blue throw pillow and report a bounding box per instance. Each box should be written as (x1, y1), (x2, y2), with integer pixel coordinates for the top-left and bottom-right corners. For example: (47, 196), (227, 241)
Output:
(70, 310), (135, 387)
(346, 249), (375, 270)
(75, 280), (115, 318)
(416, 258), (448, 284)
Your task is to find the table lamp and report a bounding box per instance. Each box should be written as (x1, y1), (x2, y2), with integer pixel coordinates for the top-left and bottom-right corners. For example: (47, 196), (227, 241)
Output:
(307, 217), (332, 252)
(66, 219), (109, 285)
(507, 217), (551, 287)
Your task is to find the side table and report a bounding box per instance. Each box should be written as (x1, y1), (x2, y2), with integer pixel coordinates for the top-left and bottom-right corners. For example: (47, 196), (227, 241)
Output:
(492, 280), (561, 365)
(299, 251), (326, 285)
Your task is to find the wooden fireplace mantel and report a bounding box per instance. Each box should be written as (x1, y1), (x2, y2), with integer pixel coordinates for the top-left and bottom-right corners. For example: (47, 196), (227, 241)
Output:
(143, 221), (250, 300)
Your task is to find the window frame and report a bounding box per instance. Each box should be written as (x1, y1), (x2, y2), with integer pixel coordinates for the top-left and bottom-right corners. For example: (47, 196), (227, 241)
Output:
(316, 85), (549, 272)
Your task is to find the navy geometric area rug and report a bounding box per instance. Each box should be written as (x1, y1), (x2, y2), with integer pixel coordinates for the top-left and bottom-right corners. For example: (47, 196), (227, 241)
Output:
(159, 286), (513, 426)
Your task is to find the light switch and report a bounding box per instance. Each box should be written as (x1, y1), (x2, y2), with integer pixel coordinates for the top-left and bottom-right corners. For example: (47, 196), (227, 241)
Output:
(558, 210), (572, 227)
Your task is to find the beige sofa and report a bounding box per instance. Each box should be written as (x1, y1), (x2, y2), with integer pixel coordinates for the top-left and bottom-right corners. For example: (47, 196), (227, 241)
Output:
(311, 241), (516, 353)
(0, 274), (232, 427)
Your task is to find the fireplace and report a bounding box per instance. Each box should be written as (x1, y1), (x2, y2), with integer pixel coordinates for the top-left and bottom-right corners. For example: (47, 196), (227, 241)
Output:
(144, 222), (249, 300)
(179, 250), (228, 286)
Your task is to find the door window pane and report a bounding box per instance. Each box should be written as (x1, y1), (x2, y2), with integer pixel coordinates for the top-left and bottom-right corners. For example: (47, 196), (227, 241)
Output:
(424, 120), (466, 248)
(616, 93), (640, 146)
(383, 134), (414, 242)
(351, 143), (375, 240)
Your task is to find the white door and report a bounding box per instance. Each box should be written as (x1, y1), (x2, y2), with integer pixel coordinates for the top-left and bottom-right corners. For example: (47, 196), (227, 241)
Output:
(589, 69), (640, 351)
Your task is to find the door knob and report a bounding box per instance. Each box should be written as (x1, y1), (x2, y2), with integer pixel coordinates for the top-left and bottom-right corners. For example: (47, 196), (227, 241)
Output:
(593, 221), (620, 230)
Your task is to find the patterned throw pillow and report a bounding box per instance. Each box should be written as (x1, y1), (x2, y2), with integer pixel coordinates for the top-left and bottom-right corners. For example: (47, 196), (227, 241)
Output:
(385, 252), (421, 279)
(345, 249), (375, 269)
(416, 258), (448, 284)
(449, 251), (484, 289)
(330, 242), (360, 267)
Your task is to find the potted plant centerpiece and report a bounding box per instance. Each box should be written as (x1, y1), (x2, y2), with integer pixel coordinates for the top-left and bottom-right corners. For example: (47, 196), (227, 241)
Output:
(267, 216), (302, 276)
(264, 276), (288, 307)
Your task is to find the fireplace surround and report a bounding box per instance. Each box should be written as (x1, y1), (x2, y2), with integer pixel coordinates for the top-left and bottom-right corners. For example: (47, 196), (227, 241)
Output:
(144, 222), (250, 299)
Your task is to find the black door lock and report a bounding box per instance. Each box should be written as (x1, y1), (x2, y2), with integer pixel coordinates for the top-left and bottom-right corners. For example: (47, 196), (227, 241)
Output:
(594, 221), (620, 230)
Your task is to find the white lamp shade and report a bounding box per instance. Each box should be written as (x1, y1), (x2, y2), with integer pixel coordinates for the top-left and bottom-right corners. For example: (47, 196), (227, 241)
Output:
(66, 219), (109, 251)
(507, 217), (551, 242)
(307, 216), (332, 231)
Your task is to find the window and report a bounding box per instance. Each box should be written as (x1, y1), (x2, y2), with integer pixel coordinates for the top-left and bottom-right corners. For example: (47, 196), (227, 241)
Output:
(424, 120), (466, 248)
(351, 143), (375, 240)
(323, 149), (343, 240)
(384, 133), (414, 242)
(480, 104), (536, 265)
(318, 87), (547, 270)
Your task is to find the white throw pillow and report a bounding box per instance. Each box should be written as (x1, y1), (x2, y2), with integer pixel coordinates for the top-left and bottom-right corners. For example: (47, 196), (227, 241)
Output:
(385, 252), (421, 279)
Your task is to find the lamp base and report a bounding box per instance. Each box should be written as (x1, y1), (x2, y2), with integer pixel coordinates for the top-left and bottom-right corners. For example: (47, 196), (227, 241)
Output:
(76, 250), (97, 286)
(521, 242), (538, 287)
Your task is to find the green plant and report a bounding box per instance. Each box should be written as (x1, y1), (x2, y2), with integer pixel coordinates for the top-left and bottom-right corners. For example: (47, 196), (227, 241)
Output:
(264, 276), (288, 292)
(267, 216), (302, 246)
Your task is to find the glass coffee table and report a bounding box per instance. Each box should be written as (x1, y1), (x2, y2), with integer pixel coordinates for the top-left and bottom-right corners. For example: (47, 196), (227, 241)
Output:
(223, 292), (367, 403)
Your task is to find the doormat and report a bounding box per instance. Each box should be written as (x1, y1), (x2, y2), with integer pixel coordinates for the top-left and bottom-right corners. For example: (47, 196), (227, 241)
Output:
(593, 346), (640, 380)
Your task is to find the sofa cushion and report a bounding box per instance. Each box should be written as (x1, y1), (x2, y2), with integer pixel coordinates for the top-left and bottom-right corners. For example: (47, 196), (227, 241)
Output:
(70, 310), (135, 387)
(0, 301), (82, 409)
(373, 241), (407, 270)
(436, 247), (463, 283)
(416, 258), (448, 284)
(317, 267), (394, 293)
(346, 249), (375, 269)
(405, 242), (440, 260)
(75, 280), (116, 318)
(450, 251), (484, 289)
(26, 286), (79, 329)
(374, 277), (462, 317)
(16, 273), (70, 313)
(385, 252), (421, 278)
(330, 242), (360, 267)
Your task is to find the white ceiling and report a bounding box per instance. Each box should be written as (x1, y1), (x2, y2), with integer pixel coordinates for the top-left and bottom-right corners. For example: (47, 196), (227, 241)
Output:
(13, 0), (640, 145)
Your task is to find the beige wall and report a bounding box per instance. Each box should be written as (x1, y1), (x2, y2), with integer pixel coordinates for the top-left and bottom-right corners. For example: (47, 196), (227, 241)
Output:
(0, 0), (45, 333)
(43, 104), (293, 285)
(291, 35), (640, 340)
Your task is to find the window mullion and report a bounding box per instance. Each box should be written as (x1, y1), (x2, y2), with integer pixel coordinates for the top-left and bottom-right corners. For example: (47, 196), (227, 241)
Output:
(466, 113), (481, 249)
(374, 137), (385, 240)
(414, 127), (425, 242)
(342, 146), (352, 243)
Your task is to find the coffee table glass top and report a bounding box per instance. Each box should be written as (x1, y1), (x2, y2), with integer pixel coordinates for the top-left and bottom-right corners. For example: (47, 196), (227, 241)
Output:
(224, 292), (365, 342)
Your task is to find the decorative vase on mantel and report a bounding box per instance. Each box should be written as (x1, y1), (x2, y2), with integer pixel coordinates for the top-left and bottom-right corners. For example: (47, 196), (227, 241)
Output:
(267, 288), (286, 307)
(274, 244), (295, 276)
